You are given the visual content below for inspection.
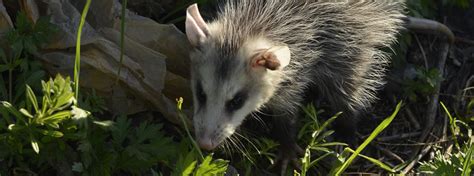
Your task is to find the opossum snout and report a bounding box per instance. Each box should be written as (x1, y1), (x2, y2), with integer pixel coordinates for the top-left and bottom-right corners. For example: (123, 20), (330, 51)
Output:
(197, 136), (216, 151)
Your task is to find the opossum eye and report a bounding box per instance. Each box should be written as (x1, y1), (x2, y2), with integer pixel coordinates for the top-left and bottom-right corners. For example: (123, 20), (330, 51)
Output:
(196, 81), (207, 106)
(225, 91), (247, 113)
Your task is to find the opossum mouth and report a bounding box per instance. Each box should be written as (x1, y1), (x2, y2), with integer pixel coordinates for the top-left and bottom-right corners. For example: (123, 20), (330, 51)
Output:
(197, 130), (233, 151)
(198, 137), (220, 151)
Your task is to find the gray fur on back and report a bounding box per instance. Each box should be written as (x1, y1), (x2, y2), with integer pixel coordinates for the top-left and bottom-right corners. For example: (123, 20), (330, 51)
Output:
(210, 0), (405, 115)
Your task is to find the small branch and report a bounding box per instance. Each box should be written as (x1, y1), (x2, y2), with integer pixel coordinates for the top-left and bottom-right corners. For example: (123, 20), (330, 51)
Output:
(377, 132), (421, 141)
(402, 16), (454, 173)
(404, 108), (421, 130)
(401, 141), (433, 174)
(455, 37), (474, 45)
(372, 144), (405, 163)
(413, 34), (429, 69)
(404, 17), (455, 44)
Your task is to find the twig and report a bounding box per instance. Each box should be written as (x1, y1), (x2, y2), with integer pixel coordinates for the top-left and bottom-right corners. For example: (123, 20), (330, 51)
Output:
(375, 139), (450, 147)
(372, 144), (405, 163)
(344, 172), (380, 175)
(455, 37), (474, 45)
(442, 113), (448, 142)
(401, 138), (433, 174)
(440, 93), (474, 98)
(403, 16), (454, 173)
(405, 17), (455, 43)
(377, 132), (421, 142)
(402, 117), (446, 174)
(413, 34), (429, 69)
(404, 108), (421, 130)
(462, 76), (474, 97)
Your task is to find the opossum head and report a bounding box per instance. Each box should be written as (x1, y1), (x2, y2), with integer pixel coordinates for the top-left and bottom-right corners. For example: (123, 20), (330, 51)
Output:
(185, 4), (291, 150)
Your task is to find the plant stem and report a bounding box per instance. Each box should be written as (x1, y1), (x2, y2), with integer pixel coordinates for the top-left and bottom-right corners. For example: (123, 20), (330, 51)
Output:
(74, 0), (92, 101)
(115, 0), (128, 85)
(8, 68), (12, 102)
(176, 97), (204, 160)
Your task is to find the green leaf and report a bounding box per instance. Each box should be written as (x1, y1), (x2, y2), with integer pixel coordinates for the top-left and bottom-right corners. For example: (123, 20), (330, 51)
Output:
(41, 79), (51, 114)
(195, 154), (229, 176)
(308, 152), (334, 169)
(26, 85), (39, 113)
(346, 148), (395, 172)
(23, 36), (38, 54)
(462, 143), (473, 176)
(31, 136), (40, 154)
(112, 115), (130, 145)
(42, 111), (72, 121)
(37, 129), (64, 138)
(40, 111), (72, 128)
(0, 101), (26, 123)
(173, 150), (198, 176)
(313, 142), (347, 147)
(72, 162), (84, 172)
(440, 102), (460, 148)
(313, 112), (341, 139)
(309, 146), (332, 153)
(183, 161), (197, 176)
(54, 91), (74, 110)
(314, 130), (335, 143)
(0, 105), (14, 124)
(19, 108), (33, 118)
(71, 106), (89, 120)
(92, 120), (114, 128)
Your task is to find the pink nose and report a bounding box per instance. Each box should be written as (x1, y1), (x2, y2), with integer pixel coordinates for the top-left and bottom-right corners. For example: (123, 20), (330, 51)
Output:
(198, 138), (215, 151)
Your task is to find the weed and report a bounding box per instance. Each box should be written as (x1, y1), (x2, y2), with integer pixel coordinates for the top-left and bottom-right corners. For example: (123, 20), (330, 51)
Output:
(0, 12), (56, 104)
(418, 102), (474, 175)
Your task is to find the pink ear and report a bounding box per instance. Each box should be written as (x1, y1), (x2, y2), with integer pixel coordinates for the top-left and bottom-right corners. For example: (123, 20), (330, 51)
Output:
(251, 46), (291, 70)
(186, 4), (210, 47)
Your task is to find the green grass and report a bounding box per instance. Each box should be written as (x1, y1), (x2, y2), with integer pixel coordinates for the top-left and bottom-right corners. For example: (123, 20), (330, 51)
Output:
(331, 102), (402, 175)
(0, 0), (472, 175)
(74, 0), (92, 101)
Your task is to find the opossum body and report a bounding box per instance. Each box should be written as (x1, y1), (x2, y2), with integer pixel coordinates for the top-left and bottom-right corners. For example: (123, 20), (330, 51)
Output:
(185, 1), (405, 150)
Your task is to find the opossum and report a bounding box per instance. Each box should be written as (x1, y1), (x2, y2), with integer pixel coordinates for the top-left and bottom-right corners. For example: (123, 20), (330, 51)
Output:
(185, 0), (404, 165)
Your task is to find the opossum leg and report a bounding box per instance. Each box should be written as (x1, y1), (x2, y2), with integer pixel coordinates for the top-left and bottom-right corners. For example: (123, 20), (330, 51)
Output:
(269, 112), (304, 175)
(333, 111), (359, 147)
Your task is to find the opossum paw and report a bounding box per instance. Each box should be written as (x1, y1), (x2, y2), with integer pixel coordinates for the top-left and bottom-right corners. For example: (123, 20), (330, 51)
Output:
(270, 143), (304, 176)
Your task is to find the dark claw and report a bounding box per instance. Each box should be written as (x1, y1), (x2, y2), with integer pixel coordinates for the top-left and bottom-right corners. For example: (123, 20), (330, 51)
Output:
(271, 143), (304, 176)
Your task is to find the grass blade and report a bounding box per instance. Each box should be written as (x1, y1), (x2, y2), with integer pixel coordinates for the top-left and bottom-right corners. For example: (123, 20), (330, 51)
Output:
(333, 102), (402, 175)
(462, 143), (473, 176)
(440, 101), (460, 149)
(74, 0), (92, 101)
(346, 148), (395, 173)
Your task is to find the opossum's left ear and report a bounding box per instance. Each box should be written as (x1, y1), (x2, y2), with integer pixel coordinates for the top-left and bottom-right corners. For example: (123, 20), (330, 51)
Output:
(186, 4), (209, 47)
(252, 46), (291, 70)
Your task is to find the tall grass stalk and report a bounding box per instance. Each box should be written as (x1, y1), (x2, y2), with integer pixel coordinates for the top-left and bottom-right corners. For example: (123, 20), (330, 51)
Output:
(74, 0), (92, 101)
(115, 0), (128, 84)
(440, 102), (460, 149)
